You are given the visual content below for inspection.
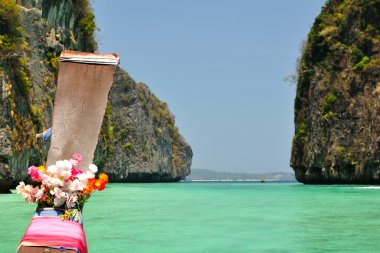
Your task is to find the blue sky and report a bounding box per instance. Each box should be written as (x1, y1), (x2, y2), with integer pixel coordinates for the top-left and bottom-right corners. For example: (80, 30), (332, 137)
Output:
(92, 0), (326, 173)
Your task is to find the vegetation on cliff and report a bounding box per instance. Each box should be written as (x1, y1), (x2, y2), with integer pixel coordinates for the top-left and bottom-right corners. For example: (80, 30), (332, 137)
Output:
(0, 0), (98, 179)
(0, 0), (40, 182)
(0, 0), (192, 191)
(292, 0), (380, 183)
(96, 71), (192, 182)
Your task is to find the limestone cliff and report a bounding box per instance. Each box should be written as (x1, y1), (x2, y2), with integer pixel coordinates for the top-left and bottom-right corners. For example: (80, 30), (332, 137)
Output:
(0, 0), (192, 192)
(96, 73), (192, 182)
(291, 0), (380, 184)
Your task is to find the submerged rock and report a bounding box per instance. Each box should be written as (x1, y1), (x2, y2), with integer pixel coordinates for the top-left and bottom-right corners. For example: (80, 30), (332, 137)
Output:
(291, 0), (380, 184)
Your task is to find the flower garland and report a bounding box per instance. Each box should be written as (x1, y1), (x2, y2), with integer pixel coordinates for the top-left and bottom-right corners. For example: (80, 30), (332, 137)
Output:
(16, 153), (108, 222)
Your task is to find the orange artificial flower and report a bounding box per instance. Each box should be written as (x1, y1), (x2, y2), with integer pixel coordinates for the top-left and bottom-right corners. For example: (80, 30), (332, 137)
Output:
(99, 173), (109, 183)
(83, 178), (97, 194)
(95, 173), (108, 191)
(83, 184), (95, 194)
(95, 179), (106, 191)
(87, 178), (97, 186)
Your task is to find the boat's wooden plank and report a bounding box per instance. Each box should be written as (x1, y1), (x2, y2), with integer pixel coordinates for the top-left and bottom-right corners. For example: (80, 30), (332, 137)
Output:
(46, 56), (117, 170)
(18, 245), (77, 253)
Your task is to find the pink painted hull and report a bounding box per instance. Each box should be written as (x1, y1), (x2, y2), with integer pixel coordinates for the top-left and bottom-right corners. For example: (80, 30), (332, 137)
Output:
(17, 217), (87, 253)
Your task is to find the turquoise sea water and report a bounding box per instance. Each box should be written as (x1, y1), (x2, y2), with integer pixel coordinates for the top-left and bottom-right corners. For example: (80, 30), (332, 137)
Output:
(1, 182), (380, 253)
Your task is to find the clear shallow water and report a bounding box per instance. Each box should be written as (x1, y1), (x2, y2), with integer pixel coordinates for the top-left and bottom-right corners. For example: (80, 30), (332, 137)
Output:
(1, 182), (380, 253)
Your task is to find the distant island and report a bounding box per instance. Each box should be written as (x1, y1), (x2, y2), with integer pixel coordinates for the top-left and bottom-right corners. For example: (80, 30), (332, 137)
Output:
(185, 169), (296, 182)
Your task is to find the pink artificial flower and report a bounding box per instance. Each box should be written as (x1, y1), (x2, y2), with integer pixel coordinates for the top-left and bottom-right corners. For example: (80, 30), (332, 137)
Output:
(38, 170), (46, 181)
(28, 166), (40, 182)
(16, 182), (38, 204)
(71, 167), (84, 178)
(72, 153), (82, 165)
(69, 159), (78, 167)
(66, 194), (78, 208)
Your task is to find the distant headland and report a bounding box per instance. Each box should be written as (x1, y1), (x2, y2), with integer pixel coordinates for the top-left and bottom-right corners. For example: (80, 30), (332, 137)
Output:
(186, 169), (296, 182)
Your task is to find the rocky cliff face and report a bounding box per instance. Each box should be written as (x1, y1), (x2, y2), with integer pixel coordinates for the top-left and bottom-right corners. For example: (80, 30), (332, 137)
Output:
(0, 0), (192, 192)
(291, 0), (380, 184)
(97, 72), (192, 182)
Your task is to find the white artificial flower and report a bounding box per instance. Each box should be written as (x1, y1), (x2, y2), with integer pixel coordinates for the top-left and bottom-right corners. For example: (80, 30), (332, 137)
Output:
(61, 169), (72, 180)
(16, 182), (26, 194)
(48, 176), (64, 187)
(67, 180), (75, 192)
(55, 160), (65, 170)
(88, 164), (98, 174)
(23, 192), (35, 204)
(68, 179), (85, 192)
(54, 196), (66, 207)
(77, 173), (88, 183)
(17, 184), (38, 204)
(51, 187), (66, 197)
(51, 187), (67, 207)
(56, 160), (73, 179)
(16, 182), (37, 204)
(47, 165), (58, 176)
(86, 171), (95, 179)
(62, 160), (73, 170)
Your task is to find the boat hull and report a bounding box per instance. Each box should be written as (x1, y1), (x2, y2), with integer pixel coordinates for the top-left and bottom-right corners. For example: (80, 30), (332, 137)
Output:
(17, 209), (86, 253)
